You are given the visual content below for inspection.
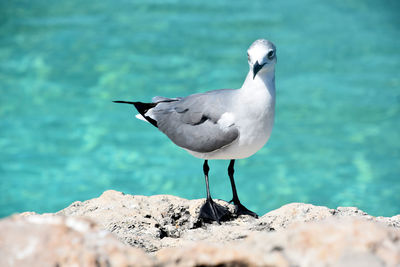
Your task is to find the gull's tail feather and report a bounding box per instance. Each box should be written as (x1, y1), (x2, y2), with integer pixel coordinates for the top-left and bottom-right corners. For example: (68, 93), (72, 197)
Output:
(113, 101), (158, 128)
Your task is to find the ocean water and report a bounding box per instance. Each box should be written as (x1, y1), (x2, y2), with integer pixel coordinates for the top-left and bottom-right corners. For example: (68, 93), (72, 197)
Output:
(1, 0), (399, 218)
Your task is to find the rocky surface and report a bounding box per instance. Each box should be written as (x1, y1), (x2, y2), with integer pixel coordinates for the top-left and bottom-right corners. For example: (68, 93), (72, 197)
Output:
(1, 190), (400, 267)
(0, 213), (154, 267)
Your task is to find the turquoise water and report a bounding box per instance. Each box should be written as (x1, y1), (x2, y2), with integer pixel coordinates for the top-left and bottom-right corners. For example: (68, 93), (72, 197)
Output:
(1, 0), (399, 218)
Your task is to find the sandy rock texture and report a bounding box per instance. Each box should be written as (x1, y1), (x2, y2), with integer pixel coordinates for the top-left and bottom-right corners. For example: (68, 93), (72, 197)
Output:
(1, 190), (400, 267)
(0, 213), (154, 267)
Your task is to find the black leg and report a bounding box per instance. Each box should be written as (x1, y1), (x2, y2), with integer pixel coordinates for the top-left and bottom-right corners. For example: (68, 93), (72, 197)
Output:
(199, 160), (229, 224)
(228, 160), (258, 218)
(204, 160), (211, 199)
(228, 160), (239, 203)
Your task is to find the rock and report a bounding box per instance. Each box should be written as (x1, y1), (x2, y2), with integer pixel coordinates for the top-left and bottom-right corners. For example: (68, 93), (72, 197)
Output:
(156, 240), (291, 267)
(0, 214), (154, 267)
(57, 191), (400, 253)
(157, 217), (400, 267)
(57, 190), (240, 252)
(2, 190), (400, 267)
(275, 218), (400, 267)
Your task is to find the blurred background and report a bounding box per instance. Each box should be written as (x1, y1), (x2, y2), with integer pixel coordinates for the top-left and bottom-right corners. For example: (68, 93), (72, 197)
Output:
(0, 0), (399, 218)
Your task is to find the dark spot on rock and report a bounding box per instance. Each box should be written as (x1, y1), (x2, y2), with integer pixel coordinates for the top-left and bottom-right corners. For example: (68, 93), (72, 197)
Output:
(191, 219), (203, 229)
(172, 213), (181, 220)
(110, 224), (120, 232)
(271, 246), (283, 252)
(159, 228), (168, 239)
(196, 262), (247, 267)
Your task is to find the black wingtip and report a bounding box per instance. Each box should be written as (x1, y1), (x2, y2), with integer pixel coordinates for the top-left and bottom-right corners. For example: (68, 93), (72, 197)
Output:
(113, 100), (136, 104)
(113, 100), (158, 128)
(131, 102), (158, 128)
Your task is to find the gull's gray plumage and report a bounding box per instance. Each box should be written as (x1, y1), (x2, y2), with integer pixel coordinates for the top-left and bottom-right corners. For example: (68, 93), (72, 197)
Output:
(149, 89), (239, 153)
(114, 39), (277, 223)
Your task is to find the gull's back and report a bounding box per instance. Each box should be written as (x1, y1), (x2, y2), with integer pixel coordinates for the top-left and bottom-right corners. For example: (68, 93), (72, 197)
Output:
(147, 89), (240, 153)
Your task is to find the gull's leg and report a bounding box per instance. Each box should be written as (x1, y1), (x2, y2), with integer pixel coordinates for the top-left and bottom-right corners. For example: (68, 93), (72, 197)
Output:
(199, 160), (229, 224)
(228, 160), (258, 218)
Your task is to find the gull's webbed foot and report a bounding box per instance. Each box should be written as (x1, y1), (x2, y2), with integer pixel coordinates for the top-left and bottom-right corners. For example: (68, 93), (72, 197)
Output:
(199, 198), (230, 224)
(233, 201), (258, 218)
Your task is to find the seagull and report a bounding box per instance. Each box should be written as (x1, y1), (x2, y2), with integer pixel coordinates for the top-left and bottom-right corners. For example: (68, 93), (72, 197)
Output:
(114, 39), (277, 223)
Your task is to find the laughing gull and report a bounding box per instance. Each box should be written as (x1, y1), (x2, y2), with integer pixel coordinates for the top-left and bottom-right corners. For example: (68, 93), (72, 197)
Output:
(114, 39), (277, 223)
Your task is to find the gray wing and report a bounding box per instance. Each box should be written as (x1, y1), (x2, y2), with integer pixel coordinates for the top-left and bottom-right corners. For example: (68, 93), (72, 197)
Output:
(150, 90), (239, 153)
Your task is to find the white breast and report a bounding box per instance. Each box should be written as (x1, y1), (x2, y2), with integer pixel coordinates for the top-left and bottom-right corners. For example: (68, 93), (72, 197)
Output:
(188, 72), (276, 160)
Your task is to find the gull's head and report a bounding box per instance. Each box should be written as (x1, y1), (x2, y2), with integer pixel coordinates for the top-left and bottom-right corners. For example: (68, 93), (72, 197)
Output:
(247, 39), (277, 79)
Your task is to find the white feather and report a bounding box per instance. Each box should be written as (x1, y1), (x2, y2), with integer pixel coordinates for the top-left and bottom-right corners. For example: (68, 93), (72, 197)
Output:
(135, 114), (148, 122)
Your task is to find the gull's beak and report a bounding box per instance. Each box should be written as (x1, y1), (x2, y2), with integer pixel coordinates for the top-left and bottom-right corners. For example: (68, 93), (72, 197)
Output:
(253, 61), (266, 79)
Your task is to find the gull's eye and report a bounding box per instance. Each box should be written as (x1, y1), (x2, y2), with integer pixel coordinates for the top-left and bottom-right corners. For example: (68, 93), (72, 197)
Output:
(267, 50), (275, 60)
(247, 52), (251, 62)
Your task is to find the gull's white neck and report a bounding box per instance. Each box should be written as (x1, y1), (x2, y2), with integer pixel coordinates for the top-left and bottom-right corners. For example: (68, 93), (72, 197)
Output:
(240, 68), (276, 98)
